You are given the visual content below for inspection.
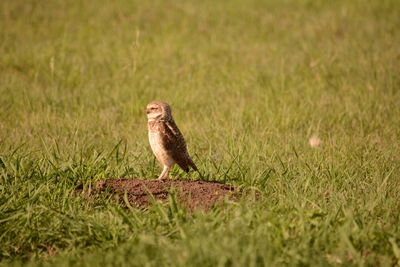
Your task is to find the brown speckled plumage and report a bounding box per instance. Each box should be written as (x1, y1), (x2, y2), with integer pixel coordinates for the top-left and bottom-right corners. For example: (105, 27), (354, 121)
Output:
(146, 101), (198, 179)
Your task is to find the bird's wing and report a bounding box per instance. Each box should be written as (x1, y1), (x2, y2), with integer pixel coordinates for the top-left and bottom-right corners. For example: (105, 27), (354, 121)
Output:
(161, 120), (197, 172)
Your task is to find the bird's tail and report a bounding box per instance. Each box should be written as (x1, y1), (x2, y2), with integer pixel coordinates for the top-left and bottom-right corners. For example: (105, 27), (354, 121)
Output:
(188, 157), (206, 180)
(188, 157), (198, 172)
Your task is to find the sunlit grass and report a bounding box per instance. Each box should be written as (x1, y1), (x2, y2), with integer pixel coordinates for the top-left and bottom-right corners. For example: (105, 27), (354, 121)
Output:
(0, 0), (399, 265)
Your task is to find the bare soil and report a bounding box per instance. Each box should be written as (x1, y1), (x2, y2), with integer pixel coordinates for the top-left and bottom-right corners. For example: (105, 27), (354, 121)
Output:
(94, 178), (237, 210)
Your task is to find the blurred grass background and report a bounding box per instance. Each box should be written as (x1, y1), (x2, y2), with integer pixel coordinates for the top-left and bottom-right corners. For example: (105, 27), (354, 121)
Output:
(0, 0), (399, 265)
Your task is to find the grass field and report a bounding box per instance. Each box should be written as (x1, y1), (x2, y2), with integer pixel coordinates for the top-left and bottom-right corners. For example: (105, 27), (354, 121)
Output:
(1, 0), (400, 265)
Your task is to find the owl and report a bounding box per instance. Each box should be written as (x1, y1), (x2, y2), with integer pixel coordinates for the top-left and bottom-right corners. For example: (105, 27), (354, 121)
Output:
(146, 101), (198, 179)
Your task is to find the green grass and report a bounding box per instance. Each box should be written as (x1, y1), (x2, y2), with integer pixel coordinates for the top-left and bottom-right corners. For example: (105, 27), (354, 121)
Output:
(1, 0), (400, 265)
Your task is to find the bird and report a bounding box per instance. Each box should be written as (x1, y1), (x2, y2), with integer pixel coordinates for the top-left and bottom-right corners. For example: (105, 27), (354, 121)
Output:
(146, 101), (198, 179)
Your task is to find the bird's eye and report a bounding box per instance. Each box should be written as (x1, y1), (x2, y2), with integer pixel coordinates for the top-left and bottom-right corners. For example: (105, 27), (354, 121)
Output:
(151, 107), (157, 110)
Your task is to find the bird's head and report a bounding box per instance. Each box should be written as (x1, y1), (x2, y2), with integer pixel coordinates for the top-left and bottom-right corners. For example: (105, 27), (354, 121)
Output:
(146, 101), (172, 121)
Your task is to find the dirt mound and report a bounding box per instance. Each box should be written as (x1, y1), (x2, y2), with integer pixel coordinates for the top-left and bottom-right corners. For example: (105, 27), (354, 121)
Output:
(95, 178), (237, 210)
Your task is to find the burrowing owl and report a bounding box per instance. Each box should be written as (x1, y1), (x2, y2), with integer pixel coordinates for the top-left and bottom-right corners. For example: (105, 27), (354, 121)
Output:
(146, 101), (198, 179)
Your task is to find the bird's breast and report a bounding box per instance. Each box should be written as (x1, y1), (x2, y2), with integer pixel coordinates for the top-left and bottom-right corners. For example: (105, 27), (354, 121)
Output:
(148, 122), (174, 166)
(148, 130), (162, 153)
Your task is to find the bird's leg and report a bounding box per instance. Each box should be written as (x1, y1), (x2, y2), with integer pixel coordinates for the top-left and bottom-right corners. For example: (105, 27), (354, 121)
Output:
(157, 165), (171, 180)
